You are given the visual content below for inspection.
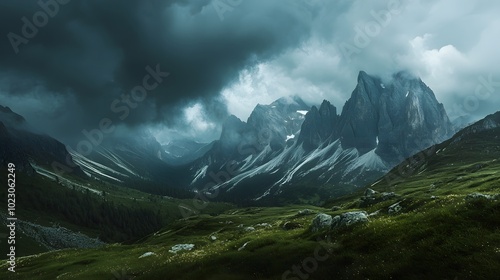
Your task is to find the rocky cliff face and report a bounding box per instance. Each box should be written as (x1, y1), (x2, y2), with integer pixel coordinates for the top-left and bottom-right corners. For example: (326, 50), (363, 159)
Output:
(187, 71), (454, 203)
(298, 100), (339, 151)
(300, 71), (452, 164)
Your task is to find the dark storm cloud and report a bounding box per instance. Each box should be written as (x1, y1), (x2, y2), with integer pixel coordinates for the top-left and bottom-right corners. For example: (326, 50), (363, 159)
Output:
(0, 0), (316, 143)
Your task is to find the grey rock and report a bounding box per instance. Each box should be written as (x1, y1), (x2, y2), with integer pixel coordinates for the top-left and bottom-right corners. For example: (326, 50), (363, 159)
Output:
(297, 100), (339, 151)
(380, 192), (396, 200)
(311, 213), (333, 232)
(297, 209), (315, 216)
(465, 193), (497, 201)
(368, 210), (381, 217)
(244, 227), (256, 232)
(331, 211), (369, 229)
(255, 223), (272, 228)
(169, 244), (195, 254)
(388, 201), (403, 215)
(238, 241), (250, 251)
(139, 252), (155, 258)
(364, 188), (378, 197)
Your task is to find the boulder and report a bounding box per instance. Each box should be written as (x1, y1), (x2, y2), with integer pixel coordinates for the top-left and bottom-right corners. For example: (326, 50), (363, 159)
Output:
(297, 209), (315, 216)
(364, 188), (378, 197)
(169, 244), (195, 254)
(380, 192), (396, 200)
(331, 211), (369, 229)
(139, 252), (155, 258)
(465, 193), (497, 201)
(388, 201), (403, 215)
(311, 213), (333, 232)
(255, 223), (272, 228)
(244, 227), (256, 232)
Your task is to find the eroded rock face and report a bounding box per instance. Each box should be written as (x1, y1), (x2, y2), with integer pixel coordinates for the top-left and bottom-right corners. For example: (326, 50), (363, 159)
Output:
(336, 71), (453, 160)
(298, 100), (339, 151)
(187, 71), (455, 202)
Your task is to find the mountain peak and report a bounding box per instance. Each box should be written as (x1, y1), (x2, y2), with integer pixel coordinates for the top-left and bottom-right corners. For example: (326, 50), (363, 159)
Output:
(393, 70), (419, 81)
(357, 70), (372, 82)
(222, 115), (245, 130)
(270, 95), (308, 109)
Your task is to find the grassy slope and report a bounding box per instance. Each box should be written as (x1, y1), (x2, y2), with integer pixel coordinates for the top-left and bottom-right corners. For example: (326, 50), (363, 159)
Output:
(1, 128), (500, 279)
(0, 169), (234, 258)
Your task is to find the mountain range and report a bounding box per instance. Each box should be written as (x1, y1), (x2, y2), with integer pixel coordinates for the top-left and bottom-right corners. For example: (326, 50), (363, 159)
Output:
(3, 108), (499, 279)
(0, 71), (472, 205)
(186, 71), (454, 203)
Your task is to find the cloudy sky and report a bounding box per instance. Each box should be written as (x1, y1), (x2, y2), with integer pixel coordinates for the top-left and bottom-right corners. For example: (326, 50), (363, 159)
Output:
(0, 0), (499, 145)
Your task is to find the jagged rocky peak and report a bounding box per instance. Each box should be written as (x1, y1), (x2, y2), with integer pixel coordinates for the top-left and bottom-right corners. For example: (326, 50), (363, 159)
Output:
(376, 71), (453, 161)
(356, 70), (383, 103)
(298, 100), (340, 151)
(270, 95), (309, 112)
(295, 70), (452, 161)
(338, 71), (382, 153)
(220, 115), (246, 143)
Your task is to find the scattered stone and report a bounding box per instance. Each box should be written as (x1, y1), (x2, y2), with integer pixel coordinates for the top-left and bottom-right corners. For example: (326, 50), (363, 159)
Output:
(368, 210), (380, 217)
(169, 244), (195, 254)
(388, 201), (403, 215)
(237, 224), (244, 228)
(282, 221), (301, 230)
(364, 188), (378, 197)
(139, 252), (155, 258)
(331, 206), (342, 211)
(255, 223), (272, 228)
(311, 213), (333, 232)
(331, 211), (369, 229)
(297, 209), (315, 216)
(380, 192), (396, 200)
(244, 227), (255, 232)
(465, 193), (497, 201)
(431, 196), (438, 200)
(210, 235), (217, 241)
(360, 190), (398, 207)
(238, 241), (250, 251)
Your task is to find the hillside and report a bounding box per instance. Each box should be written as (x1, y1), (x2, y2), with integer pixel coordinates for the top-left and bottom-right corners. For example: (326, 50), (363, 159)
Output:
(2, 112), (498, 279)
